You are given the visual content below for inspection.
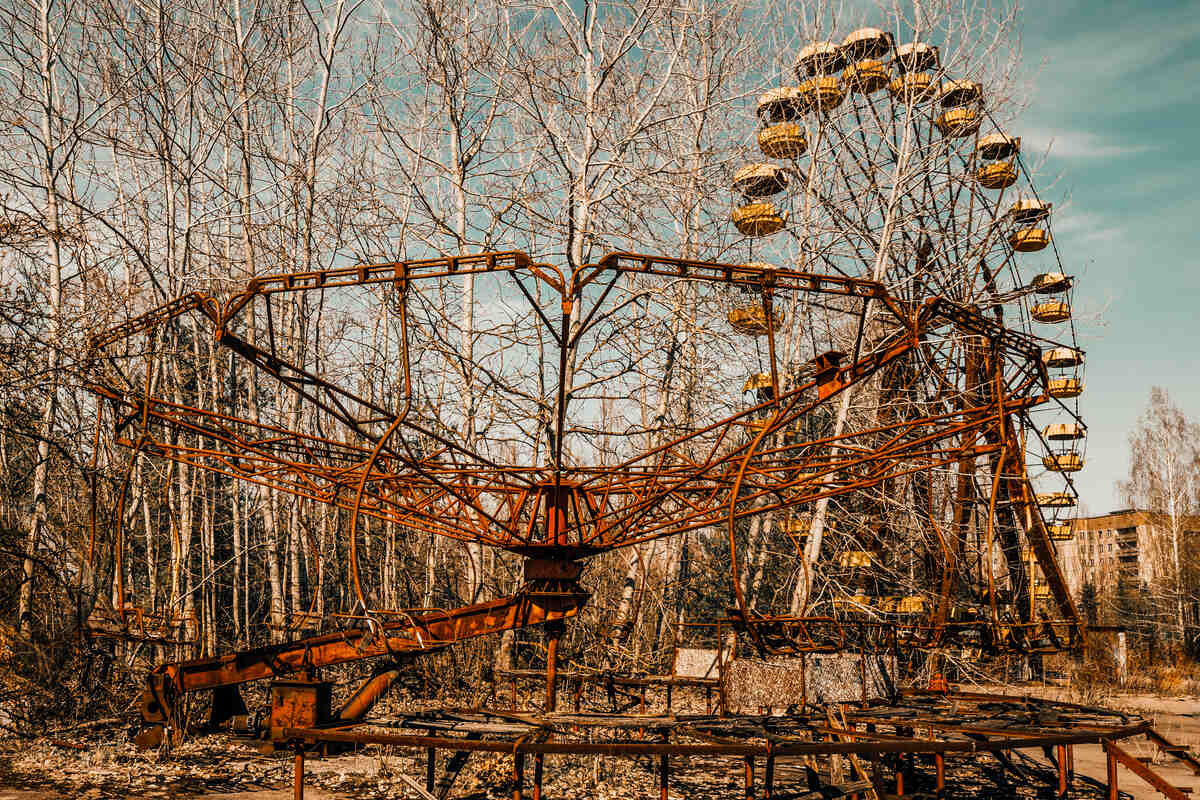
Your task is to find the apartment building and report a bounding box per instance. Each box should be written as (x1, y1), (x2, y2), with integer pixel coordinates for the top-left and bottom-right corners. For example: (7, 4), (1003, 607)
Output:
(1057, 509), (1200, 596)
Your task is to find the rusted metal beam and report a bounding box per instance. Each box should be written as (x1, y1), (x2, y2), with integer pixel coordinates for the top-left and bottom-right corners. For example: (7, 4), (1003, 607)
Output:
(155, 586), (585, 695)
(497, 669), (718, 690)
(1103, 739), (1187, 800)
(294, 750), (304, 800)
(1147, 727), (1200, 777)
(1108, 744), (1119, 800)
(88, 291), (219, 350)
(278, 724), (1139, 757)
(336, 667), (404, 723)
(1056, 744), (1068, 797)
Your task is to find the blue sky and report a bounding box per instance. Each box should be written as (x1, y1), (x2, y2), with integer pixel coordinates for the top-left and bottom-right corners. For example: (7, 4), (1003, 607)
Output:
(1016, 0), (1200, 514)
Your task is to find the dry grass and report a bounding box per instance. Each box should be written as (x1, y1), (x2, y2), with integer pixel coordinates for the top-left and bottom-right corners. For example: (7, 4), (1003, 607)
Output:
(1123, 661), (1200, 697)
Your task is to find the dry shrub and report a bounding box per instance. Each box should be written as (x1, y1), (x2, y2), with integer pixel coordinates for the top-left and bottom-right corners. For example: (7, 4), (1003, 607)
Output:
(459, 753), (514, 795)
(1066, 660), (1111, 706)
(1150, 661), (1200, 696)
(1060, 641), (1120, 705)
(1121, 658), (1200, 697)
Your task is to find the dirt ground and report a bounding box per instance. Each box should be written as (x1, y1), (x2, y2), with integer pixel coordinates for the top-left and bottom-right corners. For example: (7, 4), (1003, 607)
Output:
(2, 688), (1196, 799)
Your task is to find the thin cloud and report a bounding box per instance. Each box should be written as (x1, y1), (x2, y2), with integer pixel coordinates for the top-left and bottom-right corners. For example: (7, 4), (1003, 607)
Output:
(1022, 7), (1200, 110)
(1019, 126), (1151, 160)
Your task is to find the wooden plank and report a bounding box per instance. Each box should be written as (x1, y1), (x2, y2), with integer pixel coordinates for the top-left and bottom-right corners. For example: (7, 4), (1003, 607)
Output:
(829, 707), (880, 800)
(396, 772), (437, 800)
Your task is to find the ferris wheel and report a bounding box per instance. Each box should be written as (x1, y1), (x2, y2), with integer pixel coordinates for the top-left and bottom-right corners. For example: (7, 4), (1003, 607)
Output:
(725, 26), (1086, 657)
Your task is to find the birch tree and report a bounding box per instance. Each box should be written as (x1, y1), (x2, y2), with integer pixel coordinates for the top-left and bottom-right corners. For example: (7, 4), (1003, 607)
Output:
(0, 0), (114, 632)
(1120, 386), (1200, 647)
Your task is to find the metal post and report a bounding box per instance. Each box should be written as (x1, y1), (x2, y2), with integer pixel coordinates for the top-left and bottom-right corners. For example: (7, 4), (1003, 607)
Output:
(535, 622), (561, 800)
(658, 730), (671, 800)
(513, 752), (525, 800)
(762, 286), (780, 400)
(545, 623), (562, 712)
(743, 756), (755, 799)
(764, 753), (775, 800)
(293, 750), (304, 800)
(848, 720), (859, 800)
(895, 753), (904, 797)
(1106, 742), (1118, 800)
(718, 620), (729, 715)
(426, 747), (436, 794)
(800, 653), (807, 710)
(867, 723), (881, 793)
(935, 752), (945, 796)
(1056, 744), (1067, 797)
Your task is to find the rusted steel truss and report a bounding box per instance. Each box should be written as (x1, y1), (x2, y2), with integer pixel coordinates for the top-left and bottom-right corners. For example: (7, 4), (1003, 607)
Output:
(85, 250), (1083, 743)
(88, 252), (1055, 552)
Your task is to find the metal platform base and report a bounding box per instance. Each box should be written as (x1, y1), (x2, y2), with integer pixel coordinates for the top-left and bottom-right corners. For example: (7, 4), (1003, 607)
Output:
(276, 690), (1194, 799)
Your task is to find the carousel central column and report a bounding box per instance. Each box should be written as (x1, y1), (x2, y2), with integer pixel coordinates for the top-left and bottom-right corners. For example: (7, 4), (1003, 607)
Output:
(534, 620), (565, 800)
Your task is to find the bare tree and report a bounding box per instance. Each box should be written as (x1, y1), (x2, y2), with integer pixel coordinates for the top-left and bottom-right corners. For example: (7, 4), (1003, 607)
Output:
(1120, 386), (1200, 646)
(0, 0), (118, 632)
(0, 0), (1091, 724)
